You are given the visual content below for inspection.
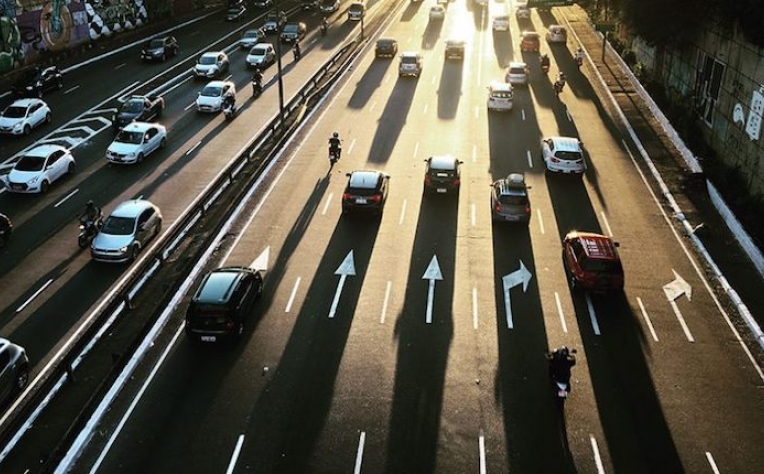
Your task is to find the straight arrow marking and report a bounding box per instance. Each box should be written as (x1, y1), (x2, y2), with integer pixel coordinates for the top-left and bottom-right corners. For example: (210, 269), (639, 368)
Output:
(422, 255), (443, 324)
(329, 251), (356, 319)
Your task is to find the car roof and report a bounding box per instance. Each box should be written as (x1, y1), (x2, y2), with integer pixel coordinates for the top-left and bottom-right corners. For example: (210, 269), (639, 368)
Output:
(195, 267), (252, 303)
(521, 31), (539, 37)
(428, 155), (459, 170)
(489, 81), (513, 92)
(121, 122), (160, 132)
(204, 80), (231, 88)
(547, 136), (582, 151)
(497, 173), (528, 193)
(508, 61), (528, 68)
(377, 38), (396, 44)
(348, 170), (384, 189)
(24, 144), (67, 157)
(9, 98), (43, 107)
(252, 42), (273, 49)
(566, 231), (619, 259)
(111, 199), (156, 218)
(201, 51), (223, 58)
(446, 38), (465, 45)
(401, 51), (420, 57)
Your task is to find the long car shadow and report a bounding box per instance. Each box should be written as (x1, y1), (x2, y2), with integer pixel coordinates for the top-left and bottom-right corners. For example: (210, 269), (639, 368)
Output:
(366, 77), (417, 164)
(347, 55), (393, 110)
(436, 58), (463, 120)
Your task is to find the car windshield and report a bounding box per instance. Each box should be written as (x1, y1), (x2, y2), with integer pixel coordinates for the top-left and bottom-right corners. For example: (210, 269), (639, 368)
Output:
(401, 56), (418, 64)
(228, 7), (240, 13)
(349, 4), (364, 11)
(199, 55), (217, 65)
(243, 31), (258, 38)
(250, 47), (267, 56)
(3, 106), (26, 118)
(283, 24), (300, 33)
(15, 155), (45, 171)
(555, 150), (583, 161)
(115, 130), (143, 144)
(148, 39), (164, 48)
(498, 194), (527, 205)
(509, 67), (526, 75)
(102, 216), (136, 236)
(122, 99), (144, 113)
(201, 85), (223, 97)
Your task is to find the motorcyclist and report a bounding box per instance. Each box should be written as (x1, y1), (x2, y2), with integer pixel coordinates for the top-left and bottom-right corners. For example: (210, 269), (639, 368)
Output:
(252, 68), (263, 95)
(547, 346), (576, 390)
(293, 41), (302, 61)
(79, 200), (102, 226)
(328, 132), (342, 159)
(321, 17), (328, 36)
(222, 92), (236, 116)
(540, 53), (550, 71)
(575, 46), (585, 63)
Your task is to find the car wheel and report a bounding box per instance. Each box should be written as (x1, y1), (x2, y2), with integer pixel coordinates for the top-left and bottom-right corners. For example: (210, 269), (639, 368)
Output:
(15, 367), (29, 391)
(45, 112), (52, 124)
(136, 152), (145, 163)
(39, 180), (49, 193)
(130, 244), (141, 261)
(23, 124), (30, 135)
(160, 137), (167, 149)
(67, 162), (75, 174)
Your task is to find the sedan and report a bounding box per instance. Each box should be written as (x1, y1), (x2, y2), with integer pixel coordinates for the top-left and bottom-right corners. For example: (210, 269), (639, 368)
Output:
(238, 28), (265, 49)
(375, 38), (398, 58)
(0, 338), (29, 404)
(196, 80), (236, 113)
(193, 52), (230, 79)
(423, 155), (462, 195)
(91, 199), (163, 263)
(106, 122), (167, 164)
(226, 4), (246, 21)
(0, 98), (51, 135)
(342, 170), (390, 216)
(319, 0), (339, 13)
(429, 5), (446, 21)
(12, 65), (63, 97)
(541, 136), (586, 175)
(505, 62), (530, 86)
(3, 144), (75, 194)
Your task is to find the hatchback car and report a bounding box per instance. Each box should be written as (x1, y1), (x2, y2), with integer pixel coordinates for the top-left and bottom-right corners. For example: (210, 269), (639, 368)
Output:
(423, 155), (462, 195)
(505, 62), (530, 86)
(542, 136), (586, 175)
(519, 31), (540, 52)
(445, 39), (465, 60)
(375, 38), (398, 58)
(348, 2), (366, 20)
(238, 28), (265, 49)
(12, 65), (63, 97)
(0, 338), (29, 403)
(262, 19), (279, 34)
(91, 199), (162, 263)
(490, 173), (531, 224)
(226, 4), (247, 21)
(319, 0), (340, 13)
(196, 80), (236, 113)
(0, 98), (51, 135)
(280, 22), (306, 43)
(342, 170), (390, 215)
(140, 36), (179, 61)
(429, 5), (446, 21)
(487, 82), (514, 111)
(399, 52), (423, 77)
(492, 14), (510, 31)
(106, 122), (167, 165)
(546, 25), (567, 43)
(185, 266), (264, 343)
(3, 144), (75, 194)
(562, 231), (624, 292)
(246, 43), (276, 68)
(193, 52), (230, 79)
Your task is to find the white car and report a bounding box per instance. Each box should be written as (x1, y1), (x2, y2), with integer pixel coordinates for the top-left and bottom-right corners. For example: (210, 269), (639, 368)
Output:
(246, 43), (276, 68)
(0, 98), (51, 135)
(429, 5), (446, 21)
(516, 4), (530, 19)
(505, 62), (530, 86)
(106, 122), (167, 164)
(3, 144), (75, 193)
(91, 199), (163, 263)
(546, 25), (567, 43)
(542, 136), (586, 174)
(238, 29), (264, 49)
(196, 81), (236, 113)
(492, 14), (510, 31)
(487, 82), (514, 111)
(193, 51), (230, 79)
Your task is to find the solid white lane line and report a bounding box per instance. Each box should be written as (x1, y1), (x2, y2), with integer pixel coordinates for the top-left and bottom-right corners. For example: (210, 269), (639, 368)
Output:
(566, 109), (573, 122)
(472, 287), (479, 330)
(536, 208), (545, 234)
(347, 138), (356, 155)
(590, 434), (606, 473)
(354, 431), (366, 474)
(526, 149), (533, 167)
(285, 277), (301, 313)
(370, 100), (377, 112)
(472, 145), (477, 163)
(637, 297), (659, 342)
(413, 141), (419, 158)
(185, 140), (202, 155)
(56, 188), (79, 207)
(586, 293), (601, 335)
(555, 292), (568, 333)
(225, 434), (245, 474)
(184, 102), (195, 111)
(16, 279), (53, 313)
(471, 203), (476, 226)
(705, 452), (721, 474)
(478, 432), (487, 474)
(399, 199), (407, 225)
(380, 281), (392, 324)
(600, 211), (613, 236)
(322, 193), (334, 215)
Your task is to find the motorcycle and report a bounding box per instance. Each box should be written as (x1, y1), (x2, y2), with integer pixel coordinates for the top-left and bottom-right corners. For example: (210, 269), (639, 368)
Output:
(576, 55), (583, 69)
(540, 55), (550, 75)
(553, 80), (565, 97)
(252, 81), (262, 98)
(546, 348), (576, 407)
(329, 146), (341, 165)
(78, 217), (102, 249)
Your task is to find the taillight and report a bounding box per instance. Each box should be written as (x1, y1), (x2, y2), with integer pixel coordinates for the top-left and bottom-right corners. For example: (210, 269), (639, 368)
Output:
(525, 205), (531, 214)
(424, 174), (431, 185)
(369, 194), (382, 203)
(453, 178), (460, 186)
(224, 319), (235, 330)
(494, 203), (501, 213)
(342, 193), (351, 201)
(551, 156), (560, 163)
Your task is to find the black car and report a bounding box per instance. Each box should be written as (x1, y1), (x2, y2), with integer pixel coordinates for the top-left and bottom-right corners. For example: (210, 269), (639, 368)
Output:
(252, 0), (274, 7)
(140, 36), (179, 62)
(112, 95), (165, 130)
(185, 266), (263, 343)
(280, 22), (307, 43)
(0, 338), (29, 404)
(226, 4), (246, 21)
(423, 155), (462, 195)
(12, 66), (63, 97)
(342, 170), (390, 216)
(375, 38), (398, 58)
(490, 173), (531, 224)
(0, 213), (11, 247)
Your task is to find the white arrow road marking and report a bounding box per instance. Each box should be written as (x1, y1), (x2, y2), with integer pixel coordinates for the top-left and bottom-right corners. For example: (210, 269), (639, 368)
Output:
(250, 246), (269, 271)
(501, 260), (533, 329)
(663, 269), (694, 342)
(586, 293), (601, 335)
(329, 250), (356, 318)
(422, 255), (443, 324)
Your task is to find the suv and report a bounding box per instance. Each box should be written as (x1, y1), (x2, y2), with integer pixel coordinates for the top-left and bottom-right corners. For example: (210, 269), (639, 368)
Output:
(487, 82), (514, 111)
(342, 170), (390, 215)
(280, 22), (306, 43)
(399, 52), (422, 77)
(140, 36), (179, 61)
(348, 2), (366, 21)
(375, 38), (398, 58)
(505, 62), (530, 86)
(423, 155), (462, 195)
(193, 52), (230, 79)
(546, 25), (567, 43)
(186, 267), (264, 343)
(490, 173), (531, 224)
(541, 136), (586, 175)
(0, 338), (29, 403)
(444, 39), (465, 60)
(519, 31), (540, 52)
(562, 231), (624, 292)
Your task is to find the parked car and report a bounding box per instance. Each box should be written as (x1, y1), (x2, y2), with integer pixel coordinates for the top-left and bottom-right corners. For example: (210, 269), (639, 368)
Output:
(487, 82), (514, 112)
(490, 173), (531, 224)
(3, 144), (75, 194)
(185, 266), (264, 343)
(226, 4), (246, 21)
(0, 338), (29, 404)
(505, 62), (530, 86)
(0, 98), (51, 136)
(348, 2), (366, 21)
(193, 51), (230, 79)
(91, 199), (162, 263)
(541, 136), (586, 175)
(429, 5), (446, 21)
(238, 28), (265, 49)
(375, 38), (398, 58)
(0, 213), (11, 247)
(519, 31), (540, 52)
(140, 36), (179, 61)
(399, 52), (423, 77)
(423, 155), (462, 195)
(12, 65), (63, 97)
(342, 170), (390, 215)
(492, 14), (510, 31)
(106, 122), (167, 165)
(546, 25), (567, 43)
(319, 0), (340, 13)
(562, 231), (624, 291)
(280, 22), (306, 42)
(445, 39), (465, 60)
(196, 80), (236, 113)
(112, 95), (165, 130)
(246, 43), (276, 68)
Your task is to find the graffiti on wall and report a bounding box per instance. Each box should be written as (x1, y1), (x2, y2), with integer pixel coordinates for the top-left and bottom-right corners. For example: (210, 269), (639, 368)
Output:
(0, 0), (149, 73)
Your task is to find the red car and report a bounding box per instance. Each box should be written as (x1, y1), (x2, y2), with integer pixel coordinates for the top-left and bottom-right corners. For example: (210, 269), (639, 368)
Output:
(562, 231), (624, 292)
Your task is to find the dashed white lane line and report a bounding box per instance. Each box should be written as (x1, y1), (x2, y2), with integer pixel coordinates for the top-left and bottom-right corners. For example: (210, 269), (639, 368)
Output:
(64, 85), (80, 95)
(600, 211), (613, 237)
(322, 193), (333, 215)
(705, 451), (721, 474)
(566, 109), (573, 122)
(347, 138), (356, 155)
(285, 277), (301, 313)
(637, 297), (659, 342)
(586, 293), (601, 335)
(225, 434), (245, 474)
(399, 199), (407, 225)
(380, 281), (392, 324)
(526, 149), (533, 167)
(115, 63), (127, 70)
(471, 203), (476, 226)
(56, 188), (79, 207)
(16, 279), (53, 313)
(413, 141), (419, 158)
(186, 140), (202, 155)
(536, 208), (545, 234)
(472, 287), (479, 330)
(555, 291), (568, 333)
(369, 100), (377, 112)
(521, 109), (526, 121)
(668, 295), (695, 343)
(353, 431), (366, 474)
(590, 434), (606, 473)
(423, 103), (428, 115)
(478, 431), (487, 474)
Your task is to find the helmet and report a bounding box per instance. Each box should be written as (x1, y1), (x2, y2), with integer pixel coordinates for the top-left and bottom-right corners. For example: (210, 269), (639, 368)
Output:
(86, 200), (94, 207)
(559, 346), (569, 357)
(333, 132), (339, 138)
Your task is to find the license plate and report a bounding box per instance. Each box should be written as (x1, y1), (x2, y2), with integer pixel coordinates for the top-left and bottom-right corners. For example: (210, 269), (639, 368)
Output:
(11, 184), (23, 191)
(436, 188), (447, 193)
(200, 336), (216, 342)
(355, 198), (367, 204)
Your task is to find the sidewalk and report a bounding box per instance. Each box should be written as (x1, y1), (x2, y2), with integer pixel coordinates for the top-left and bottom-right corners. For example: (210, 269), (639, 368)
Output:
(560, 5), (764, 355)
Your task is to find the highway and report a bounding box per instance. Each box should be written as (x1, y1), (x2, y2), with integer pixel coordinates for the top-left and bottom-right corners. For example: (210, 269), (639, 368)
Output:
(1, 0), (763, 473)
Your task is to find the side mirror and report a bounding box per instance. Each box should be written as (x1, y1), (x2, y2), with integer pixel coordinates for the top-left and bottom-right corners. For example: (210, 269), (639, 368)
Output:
(345, 173), (351, 177)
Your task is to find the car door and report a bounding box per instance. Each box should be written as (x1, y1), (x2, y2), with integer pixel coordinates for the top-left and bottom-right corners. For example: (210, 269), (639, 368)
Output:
(29, 102), (42, 127)
(218, 54), (228, 72)
(144, 128), (159, 154)
(135, 209), (154, 245)
(45, 150), (63, 182)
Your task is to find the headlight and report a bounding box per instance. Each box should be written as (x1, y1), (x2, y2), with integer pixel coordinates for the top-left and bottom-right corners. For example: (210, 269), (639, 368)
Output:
(118, 246), (129, 254)
(12, 123), (22, 131)
(126, 152), (136, 158)
(29, 176), (39, 184)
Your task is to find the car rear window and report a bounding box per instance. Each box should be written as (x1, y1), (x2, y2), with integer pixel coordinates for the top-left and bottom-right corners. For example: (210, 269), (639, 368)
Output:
(509, 67), (526, 75)
(581, 259), (622, 274)
(347, 187), (379, 196)
(555, 150), (583, 161)
(102, 216), (135, 235)
(401, 56), (418, 64)
(499, 194), (527, 205)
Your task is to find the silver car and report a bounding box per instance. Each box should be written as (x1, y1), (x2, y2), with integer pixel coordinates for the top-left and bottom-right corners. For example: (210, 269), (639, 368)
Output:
(91, 199), (163, 263)
(0, 338), (29, 403)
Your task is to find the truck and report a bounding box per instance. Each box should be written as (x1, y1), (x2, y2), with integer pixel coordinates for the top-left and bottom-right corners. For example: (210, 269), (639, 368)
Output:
(112, 95), (165, 130)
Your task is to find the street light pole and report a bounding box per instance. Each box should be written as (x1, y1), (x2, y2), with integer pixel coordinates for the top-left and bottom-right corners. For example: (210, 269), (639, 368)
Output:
(274, 5), (286, 121)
